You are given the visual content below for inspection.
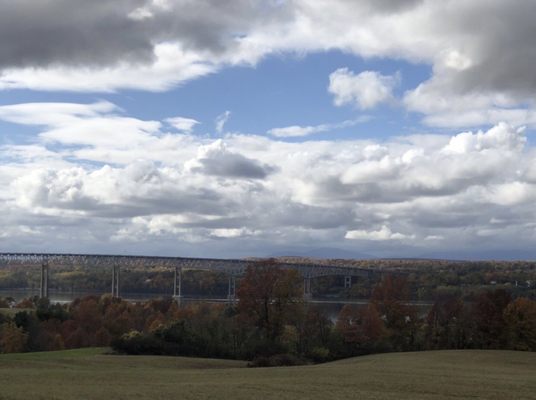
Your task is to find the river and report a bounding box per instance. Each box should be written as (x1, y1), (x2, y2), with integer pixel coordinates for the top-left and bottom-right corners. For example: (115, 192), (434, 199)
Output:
(0, 289), (433, 321)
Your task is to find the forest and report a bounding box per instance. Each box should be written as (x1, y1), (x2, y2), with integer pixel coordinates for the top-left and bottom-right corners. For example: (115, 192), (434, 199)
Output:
(1, 262), (535, 365)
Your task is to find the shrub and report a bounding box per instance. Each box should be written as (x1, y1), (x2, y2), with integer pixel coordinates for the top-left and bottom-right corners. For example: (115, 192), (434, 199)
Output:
(111, 330), (165, 355)
(248, 353), (306, 368)
(309, 346), (330, 363)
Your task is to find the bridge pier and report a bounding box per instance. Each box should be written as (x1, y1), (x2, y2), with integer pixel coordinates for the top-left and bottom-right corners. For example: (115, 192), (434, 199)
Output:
(303, 276), (312, 300)
(344, 275), (352, 289)
(173, 266), (183, 305)
(227, 275), (236, 304)
(111, 265), (120, 298)
(40, 262), (49, 299)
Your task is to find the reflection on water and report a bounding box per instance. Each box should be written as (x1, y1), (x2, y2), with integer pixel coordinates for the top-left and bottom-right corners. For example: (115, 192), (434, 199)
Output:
(0, 289), (230, 304)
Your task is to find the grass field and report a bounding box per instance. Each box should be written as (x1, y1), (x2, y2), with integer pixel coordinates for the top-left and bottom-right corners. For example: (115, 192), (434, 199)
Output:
(0, 348), (535, 400)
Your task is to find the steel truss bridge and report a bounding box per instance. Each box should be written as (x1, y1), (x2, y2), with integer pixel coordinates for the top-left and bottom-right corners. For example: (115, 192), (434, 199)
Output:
(0, 253), (378, 302)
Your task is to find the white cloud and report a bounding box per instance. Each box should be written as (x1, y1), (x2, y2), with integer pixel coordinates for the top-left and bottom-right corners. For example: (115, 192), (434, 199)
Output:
(0, 0), (534, 139)
(0, 101), (162, 152)
(1, 0), (536, 132)
(403, 79), (536, 129)
(328, 69), (398, 109)
(210, 228), (257, 238)
(268, 125), (324, 138)
(2, 101), (536, 257)
(345, 225), (413, 241)
(442, 123), (526, 154)
(341, 155), (401, 184)
(0, 101), (117, 125)
(484, 182), (535, 207)
(215, 111), (231, 134)
(267, 118), (368, 138)
(425, 235), (444, 241)
(0, 43), (218, 93)
(165, 116), (200, 133)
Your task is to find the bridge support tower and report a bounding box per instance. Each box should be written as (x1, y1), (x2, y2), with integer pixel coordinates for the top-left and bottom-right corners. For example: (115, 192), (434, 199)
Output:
(303, 276), (312, 300)
(227, 275), (236, 304)
(344, 275), (352, 289)
(40, 262), (49, 299)
(111, 265), (120, 298)
(173, 266), (183, 306)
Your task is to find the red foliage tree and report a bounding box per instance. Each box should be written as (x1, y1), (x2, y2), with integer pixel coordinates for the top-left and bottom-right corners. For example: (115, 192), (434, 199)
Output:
(472, 289), (511, 348)
(371, 274), (417, 350)
(237, 260), (303, 341)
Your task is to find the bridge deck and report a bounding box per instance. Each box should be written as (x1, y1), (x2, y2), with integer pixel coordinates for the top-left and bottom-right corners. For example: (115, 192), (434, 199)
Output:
(0, 253), (374, 278)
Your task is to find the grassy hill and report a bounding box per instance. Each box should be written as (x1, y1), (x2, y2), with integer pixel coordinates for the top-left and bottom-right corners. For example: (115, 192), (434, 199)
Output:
(0, 349), (535, 400)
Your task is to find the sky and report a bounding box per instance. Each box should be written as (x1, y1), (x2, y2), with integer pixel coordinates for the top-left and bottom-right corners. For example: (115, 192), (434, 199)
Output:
(1, 0), (536, 260)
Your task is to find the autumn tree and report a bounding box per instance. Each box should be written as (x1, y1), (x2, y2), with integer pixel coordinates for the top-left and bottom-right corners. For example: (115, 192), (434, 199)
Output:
(425, 295), (470, 349)
(335, 303), (386, 355)
(359, 303), (387, 346)
(296, 307), (333, 358)
(503, 297), (536, 351)
(472, 289), (511, 348)
(237, 260), (303, 343)
(335, 304), (360, 345)
(0, 321), (28, 353)
(371, 274), (417, 351)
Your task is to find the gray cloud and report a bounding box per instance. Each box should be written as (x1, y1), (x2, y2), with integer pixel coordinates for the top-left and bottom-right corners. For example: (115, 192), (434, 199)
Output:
(0, 0), (151, 68)
(187, 140), (276, 179)
(193, 154), (275, 179)
(0, 0), (288, 69)
(439, 1), (536, 97)
(2, 0), (536, 128)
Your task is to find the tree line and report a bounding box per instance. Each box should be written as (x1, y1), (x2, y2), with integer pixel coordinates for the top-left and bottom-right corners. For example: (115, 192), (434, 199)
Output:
(0, 261), (535, 365)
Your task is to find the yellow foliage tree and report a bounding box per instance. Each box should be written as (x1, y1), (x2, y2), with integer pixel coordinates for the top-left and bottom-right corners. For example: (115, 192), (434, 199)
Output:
(0, 321), (28, 353)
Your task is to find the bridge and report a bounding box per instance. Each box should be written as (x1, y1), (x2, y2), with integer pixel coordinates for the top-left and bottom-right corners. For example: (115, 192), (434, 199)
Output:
(0, 253), (378, 302)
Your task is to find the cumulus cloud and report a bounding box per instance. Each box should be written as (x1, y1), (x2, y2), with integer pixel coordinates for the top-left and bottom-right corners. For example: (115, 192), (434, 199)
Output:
(0, 0), (533, 123)
(0, 0), (287, 69)
(0, 0), (535, 137)
(329, 69), (398, 109)
(11, 161), (235, 218)
(403, 79), (536, 129)
(185, 140), (276, 179)
(442, 123), (526, 154)
(1, 101), (536, 257)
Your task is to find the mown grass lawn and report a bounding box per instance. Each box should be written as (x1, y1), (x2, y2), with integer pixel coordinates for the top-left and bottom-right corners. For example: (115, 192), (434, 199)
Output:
(0, 348), (534, 400)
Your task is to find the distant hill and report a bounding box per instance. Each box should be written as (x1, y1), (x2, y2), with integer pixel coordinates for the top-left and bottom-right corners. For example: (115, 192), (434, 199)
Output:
(267, 246), (536, 262)
(419, 248), (536, 261)
(267, 247), (375, 260)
